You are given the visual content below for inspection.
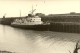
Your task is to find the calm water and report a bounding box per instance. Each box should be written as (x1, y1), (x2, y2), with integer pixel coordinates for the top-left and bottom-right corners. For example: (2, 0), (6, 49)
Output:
(0, 25), (80, 53)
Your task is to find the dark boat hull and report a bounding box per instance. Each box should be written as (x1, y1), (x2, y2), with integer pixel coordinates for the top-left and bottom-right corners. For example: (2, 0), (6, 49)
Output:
(11, 24), (51, 31)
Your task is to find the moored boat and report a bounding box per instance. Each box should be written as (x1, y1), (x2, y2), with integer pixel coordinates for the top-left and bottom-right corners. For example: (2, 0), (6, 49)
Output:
(11, 13), (50, 30)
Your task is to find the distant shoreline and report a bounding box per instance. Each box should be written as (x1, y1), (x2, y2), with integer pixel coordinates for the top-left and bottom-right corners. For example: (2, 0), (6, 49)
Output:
(0, 50), (15, 53)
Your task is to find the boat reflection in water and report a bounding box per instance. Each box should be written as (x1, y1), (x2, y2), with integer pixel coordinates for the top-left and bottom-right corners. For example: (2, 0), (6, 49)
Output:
(0, 25), (80, 53)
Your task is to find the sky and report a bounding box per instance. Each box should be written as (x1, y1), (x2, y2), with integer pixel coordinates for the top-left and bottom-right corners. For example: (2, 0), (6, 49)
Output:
(0, 0), (80, 18)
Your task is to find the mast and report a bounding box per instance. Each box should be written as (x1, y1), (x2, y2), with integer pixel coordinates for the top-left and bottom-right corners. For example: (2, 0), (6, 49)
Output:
(20, 10), (21, 17)
(32, 5), (33, 15)
(31, 5), (36, 15)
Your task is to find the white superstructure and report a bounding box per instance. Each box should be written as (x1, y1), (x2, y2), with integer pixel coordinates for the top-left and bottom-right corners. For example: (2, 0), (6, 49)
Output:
(11, 15), (43, 25)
